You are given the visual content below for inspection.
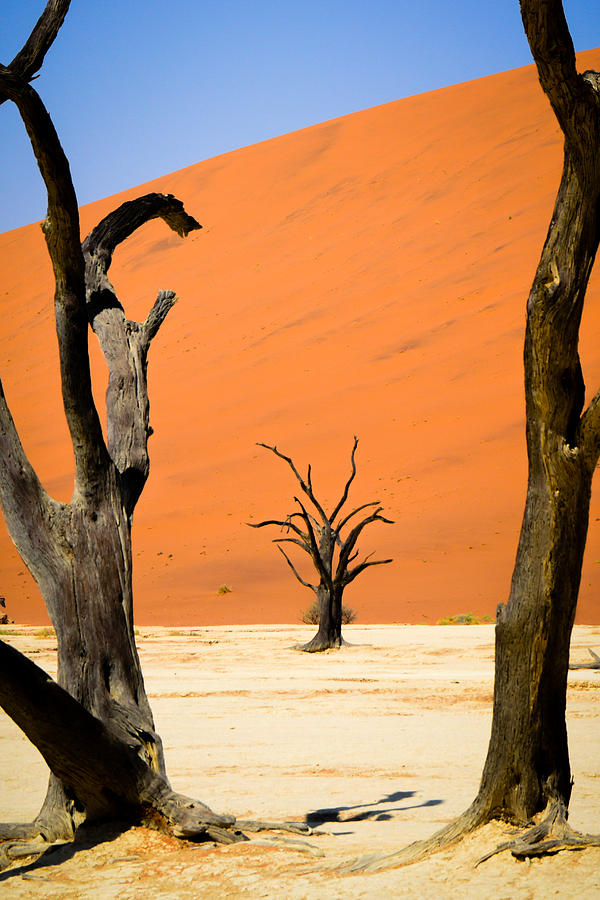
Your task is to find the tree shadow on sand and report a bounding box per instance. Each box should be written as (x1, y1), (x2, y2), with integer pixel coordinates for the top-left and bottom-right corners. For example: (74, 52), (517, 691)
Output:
(306, 790), (443, 826)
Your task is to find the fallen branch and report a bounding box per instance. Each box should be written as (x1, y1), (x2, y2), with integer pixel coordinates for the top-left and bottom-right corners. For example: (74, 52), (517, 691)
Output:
(569, 648), (600, 670)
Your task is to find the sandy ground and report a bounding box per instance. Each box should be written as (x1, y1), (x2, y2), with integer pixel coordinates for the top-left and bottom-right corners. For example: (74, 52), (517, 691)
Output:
(0, 624), (599, 898)
(2, 51), (600, 628)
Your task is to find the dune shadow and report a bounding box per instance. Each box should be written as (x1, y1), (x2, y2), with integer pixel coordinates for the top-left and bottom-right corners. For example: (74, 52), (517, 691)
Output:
(306, 790), (443, 826)
(0, 820), (131, 883)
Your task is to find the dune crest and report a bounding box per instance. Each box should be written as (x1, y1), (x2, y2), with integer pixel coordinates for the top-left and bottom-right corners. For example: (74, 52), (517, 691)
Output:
(1, 51), (600, 625)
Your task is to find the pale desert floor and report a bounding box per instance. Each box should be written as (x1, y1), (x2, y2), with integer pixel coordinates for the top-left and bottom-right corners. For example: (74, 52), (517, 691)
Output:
(0, 624), (599, 898)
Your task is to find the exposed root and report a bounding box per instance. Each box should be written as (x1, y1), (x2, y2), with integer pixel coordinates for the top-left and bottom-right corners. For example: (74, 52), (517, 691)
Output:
(336, 802), (485, 872)
(236, 820), (317, 835)
(0, 838), (62, 872)
(296, 636), (346, 653)
(569, 648), (600, 669)
(475, 799), (600, 865)
(0, 802), (79, 873)
(0, 823), (46, 842)
(251, 835), (326, 857)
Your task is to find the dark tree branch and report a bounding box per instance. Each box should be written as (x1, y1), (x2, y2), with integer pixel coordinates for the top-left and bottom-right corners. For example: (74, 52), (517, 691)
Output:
(329, 435), (359, 524)
(142, 290), (178, 347)
(293, 496), (331, 583)
(1, 0), (70, 99)
(277, 546), (316, 591)
(0, 379), (58, 576)
(336, 509), (394, 581)
(519, 0), (589, 146)
(248, 517), (308, 541)
(337, 500), (382, 533)
(273, 537), (312, 555)
(344, 555), (393, 586)
(82, 194), (201, 298)
(256, 443), (330, 527)
(81, 195), (201, 515)
(0, 72), (109, 498)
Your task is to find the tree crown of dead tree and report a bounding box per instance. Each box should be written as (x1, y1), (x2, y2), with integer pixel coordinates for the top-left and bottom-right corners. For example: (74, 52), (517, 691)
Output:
(251, 438), (393, 593)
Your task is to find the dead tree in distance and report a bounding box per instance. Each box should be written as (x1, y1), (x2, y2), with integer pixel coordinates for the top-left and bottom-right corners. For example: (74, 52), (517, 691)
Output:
(0, 1), (310, 870)
(345, 0), (600, 872)
(251, 438), (393, 652)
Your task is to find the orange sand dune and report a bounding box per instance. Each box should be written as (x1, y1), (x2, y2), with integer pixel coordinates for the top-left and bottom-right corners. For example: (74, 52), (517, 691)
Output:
(2, 53), (600, 626)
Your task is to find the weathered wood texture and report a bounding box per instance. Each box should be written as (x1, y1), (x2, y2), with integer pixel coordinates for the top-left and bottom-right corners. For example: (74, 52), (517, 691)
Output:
(339, 0), (600, 873)
(0, 0), (231, 854)
(472, 0), (600, 825)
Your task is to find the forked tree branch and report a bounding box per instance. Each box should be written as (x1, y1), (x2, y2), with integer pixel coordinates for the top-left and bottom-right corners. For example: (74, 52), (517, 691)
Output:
(329, 435), (359, 523)
(249, 516), (309, 543)
(257, 443), (330, 527)
(276, 545), (316, 591)
(337, 500), (382, 533)
(344, 554), (393, 587)
(335, 508), (394, 581)
(0, 73), (109, 498)
(520, 0), (582, 143)
(80, 194), (201, 515)
(1, 0), (71, 102)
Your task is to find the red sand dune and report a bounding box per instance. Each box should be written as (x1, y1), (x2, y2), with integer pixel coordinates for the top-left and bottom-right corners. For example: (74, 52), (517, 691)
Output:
(2, 52), (600, 626)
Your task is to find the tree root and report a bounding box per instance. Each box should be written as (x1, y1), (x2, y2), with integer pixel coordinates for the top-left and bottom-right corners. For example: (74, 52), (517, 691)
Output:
(569, 648), (600, 669)
(332, 798), (600, 875)
(475, 799), (600, 865)
(296, 636), (346, 653)
(336, 802), (485, 872)
(0, 809), (322, 873)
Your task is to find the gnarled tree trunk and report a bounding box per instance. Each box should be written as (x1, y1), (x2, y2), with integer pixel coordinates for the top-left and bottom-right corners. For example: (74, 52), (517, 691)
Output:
(302, 582), (344, 652)
(0, 1), (237, 855)
(345, 0), (600, 872)
(473, 9), (600, 825)
(0, 7), (314, 867)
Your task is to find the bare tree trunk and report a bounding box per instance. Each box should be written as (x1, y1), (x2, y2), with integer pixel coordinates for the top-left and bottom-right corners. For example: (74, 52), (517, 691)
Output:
(343, 2), (600, 872)
(301, 583), (344, 652)
(473, 78), (600, 822)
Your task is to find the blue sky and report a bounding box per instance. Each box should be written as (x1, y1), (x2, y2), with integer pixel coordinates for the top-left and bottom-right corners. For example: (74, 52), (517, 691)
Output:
(0, 1), (596, 233)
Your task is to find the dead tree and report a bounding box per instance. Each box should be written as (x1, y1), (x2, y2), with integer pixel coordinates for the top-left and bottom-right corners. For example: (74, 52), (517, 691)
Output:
(344, 0), (600, 872)
(251, 438), (393, 652)
(0, 1), (312, 869)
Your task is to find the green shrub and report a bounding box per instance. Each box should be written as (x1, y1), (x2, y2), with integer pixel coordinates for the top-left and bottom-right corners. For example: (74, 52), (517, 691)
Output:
(436, 613), (493, 625)
(217, 584), (232, 595)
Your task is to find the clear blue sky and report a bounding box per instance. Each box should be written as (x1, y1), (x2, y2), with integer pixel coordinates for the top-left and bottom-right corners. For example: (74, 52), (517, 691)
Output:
(0, 1), (596, 233)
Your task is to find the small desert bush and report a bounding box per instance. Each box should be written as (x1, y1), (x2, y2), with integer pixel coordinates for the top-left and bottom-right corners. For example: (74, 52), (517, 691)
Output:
(34, 626), (56, 639)
(217, 584), (232, 595)
(301, 601), (357, 625)
(436, 613), (493, 626)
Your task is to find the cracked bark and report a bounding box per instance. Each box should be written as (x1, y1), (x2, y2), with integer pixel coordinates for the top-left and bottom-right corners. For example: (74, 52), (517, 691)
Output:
(0, 0), (256, 863)
(343, 0), (600, 871)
